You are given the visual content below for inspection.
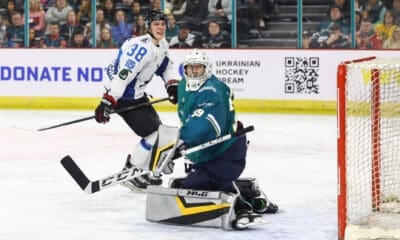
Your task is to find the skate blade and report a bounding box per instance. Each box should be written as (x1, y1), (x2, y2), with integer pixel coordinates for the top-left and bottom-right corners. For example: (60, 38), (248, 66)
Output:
(234, 217), (268, 229)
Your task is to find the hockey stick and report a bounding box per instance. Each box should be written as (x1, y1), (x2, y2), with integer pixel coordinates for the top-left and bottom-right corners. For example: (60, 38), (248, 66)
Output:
(152, 125), (254, 177)
(60, 125), (254, 194)
(34, 97), (170, 132)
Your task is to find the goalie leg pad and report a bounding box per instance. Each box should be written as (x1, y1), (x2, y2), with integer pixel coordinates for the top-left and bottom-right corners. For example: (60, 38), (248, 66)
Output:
(128, 124), (179, 172)
(146, 186), (237, 230)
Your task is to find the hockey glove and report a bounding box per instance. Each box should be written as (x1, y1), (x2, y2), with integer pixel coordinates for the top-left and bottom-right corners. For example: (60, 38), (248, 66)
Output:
(161, 140), (187, 174)
(166, 79), (179, 104)
(95, 93), (117, 123)
(129, 172), (163, 190)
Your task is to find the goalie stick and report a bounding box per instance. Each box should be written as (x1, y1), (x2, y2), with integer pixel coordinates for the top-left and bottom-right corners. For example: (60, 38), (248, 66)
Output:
(61, 125), (254, 194)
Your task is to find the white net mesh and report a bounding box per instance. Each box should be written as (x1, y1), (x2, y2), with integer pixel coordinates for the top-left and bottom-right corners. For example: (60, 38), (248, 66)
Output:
(344, 58), (400, 232)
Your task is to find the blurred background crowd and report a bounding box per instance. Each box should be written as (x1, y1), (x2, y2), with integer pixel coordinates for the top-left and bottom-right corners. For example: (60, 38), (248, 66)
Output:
(0, 0), (399, 49)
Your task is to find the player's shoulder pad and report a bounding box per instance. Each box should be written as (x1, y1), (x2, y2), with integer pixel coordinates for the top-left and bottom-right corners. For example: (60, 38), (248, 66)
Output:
(198, 76), (220, 95)
(158, 38), (170, 50)
(122, 34), (152, 48)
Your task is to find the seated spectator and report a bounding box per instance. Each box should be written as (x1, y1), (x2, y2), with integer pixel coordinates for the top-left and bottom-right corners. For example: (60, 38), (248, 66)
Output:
(115, 0), (133, 10)
(382, 25), (400, 48)
(14, 0), (23, 8)
(127, 0), (142, 23)
(4, 11), (24, 47)
(359, 0), (386, 24)
(29, 26), (43, 48)
(69, 28), (91, 47)
(110, 9), (133, 46)
(0, 12), (7, 47)
(76, 0), (92, 26)
(164, 0), (186, 20)
(169, 21), (201, 48)
(355, 0), (364, 10)
(356, 17), (382, 49)
(202, 19), (231, 48)
(85, 8), (110, 46)
(374, 9), (397, 42)
(41, 21), (67, 47)
(45, 0), (74, 32)
(97, 26), (116, 48)
(393, 0), (400, 23)
(132, 13), (146, 37)
(60, 10), (85, 46)
(29, 0), (47, 33)
(102, 0), (116, 25)
(355, 9), (362, 31)
(166, 13), (179, 43)
(208, 0), (231, 22)
(67, 0), (80, 11)
(381, 0), (393, 9)
(310, 23), (350, 48)
(181, 0), (208, 24)
(309, 4), (350, 48)
(3, 0), (17, 24)
(42, 0), (56, 11)
(238, 0), (266, 31)
(331, 0), (350, 21)
(151, 0), (161, 11)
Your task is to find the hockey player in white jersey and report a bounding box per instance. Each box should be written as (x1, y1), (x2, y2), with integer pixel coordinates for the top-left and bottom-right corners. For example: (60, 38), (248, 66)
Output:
(94, 9), (180, 189)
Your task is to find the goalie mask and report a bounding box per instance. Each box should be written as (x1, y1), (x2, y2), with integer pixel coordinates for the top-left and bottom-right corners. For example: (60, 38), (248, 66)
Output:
(183, 49), (212, 91)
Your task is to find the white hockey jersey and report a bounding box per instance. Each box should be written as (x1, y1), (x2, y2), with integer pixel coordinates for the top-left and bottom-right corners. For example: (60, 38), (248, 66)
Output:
(104, 34), (178, 101)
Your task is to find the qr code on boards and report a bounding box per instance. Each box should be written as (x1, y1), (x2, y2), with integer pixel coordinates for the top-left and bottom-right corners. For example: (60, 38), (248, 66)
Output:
(284, 57), (320, 94)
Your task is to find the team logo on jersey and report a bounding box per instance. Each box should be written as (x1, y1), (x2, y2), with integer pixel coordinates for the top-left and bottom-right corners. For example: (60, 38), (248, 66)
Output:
(118, 68), (130, 80)
(141, 38), (150, 43)
(192, 109), (204, 117)
(125, 59), (136, 69)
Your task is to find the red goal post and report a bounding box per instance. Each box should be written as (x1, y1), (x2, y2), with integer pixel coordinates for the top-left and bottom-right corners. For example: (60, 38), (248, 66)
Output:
(337, 57), (400, 240)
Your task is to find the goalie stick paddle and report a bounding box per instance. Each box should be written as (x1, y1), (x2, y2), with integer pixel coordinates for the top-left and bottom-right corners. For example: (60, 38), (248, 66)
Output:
(61, 125), (254, 194)
(60, 155), (149, 194)
(35, 97), (170, 132)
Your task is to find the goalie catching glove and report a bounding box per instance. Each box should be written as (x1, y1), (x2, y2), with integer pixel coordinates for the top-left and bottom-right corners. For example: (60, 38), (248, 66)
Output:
(95, 93), (117, 123)
(121, 125), (181, 192)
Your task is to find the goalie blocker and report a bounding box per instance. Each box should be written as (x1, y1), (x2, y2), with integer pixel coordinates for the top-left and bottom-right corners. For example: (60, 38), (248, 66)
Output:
(146, 178), (278, 229)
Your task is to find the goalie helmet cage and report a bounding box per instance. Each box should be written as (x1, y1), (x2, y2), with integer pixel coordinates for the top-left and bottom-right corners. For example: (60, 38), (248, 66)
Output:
(337, 56), (400, 240)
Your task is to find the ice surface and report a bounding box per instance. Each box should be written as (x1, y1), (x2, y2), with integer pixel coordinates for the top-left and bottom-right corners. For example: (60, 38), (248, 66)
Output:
(0, 110), (337, 240)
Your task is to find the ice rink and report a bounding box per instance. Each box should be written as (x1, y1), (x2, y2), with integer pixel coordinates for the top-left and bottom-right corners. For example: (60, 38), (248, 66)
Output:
(0, 110), (337, 240)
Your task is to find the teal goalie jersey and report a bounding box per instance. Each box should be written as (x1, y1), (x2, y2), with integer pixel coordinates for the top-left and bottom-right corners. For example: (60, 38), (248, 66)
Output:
(177, 75), (237, 163)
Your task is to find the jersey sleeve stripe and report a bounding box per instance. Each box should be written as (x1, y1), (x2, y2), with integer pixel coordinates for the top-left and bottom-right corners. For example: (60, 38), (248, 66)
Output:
(206, 114), (221, 137)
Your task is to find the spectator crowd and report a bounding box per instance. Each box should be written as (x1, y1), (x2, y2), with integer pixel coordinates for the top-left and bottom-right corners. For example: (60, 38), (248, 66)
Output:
(304, 0), (400, 49)
(1, 0), (400, 49)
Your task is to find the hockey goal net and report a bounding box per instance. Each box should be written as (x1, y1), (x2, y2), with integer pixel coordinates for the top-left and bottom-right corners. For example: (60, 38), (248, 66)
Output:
(337, 57), (400, 240)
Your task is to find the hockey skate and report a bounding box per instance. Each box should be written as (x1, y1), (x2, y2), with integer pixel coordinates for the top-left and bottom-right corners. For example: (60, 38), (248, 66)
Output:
(232, 210), (267, 229)
(120, 154), (162, 193)
(231, 192), (268, 229)
(252, 197), (279, 214)
(235, 178), (279, 214)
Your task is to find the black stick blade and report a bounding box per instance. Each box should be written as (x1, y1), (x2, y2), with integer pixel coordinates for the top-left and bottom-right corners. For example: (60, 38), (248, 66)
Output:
(60, 155), (90, 191)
